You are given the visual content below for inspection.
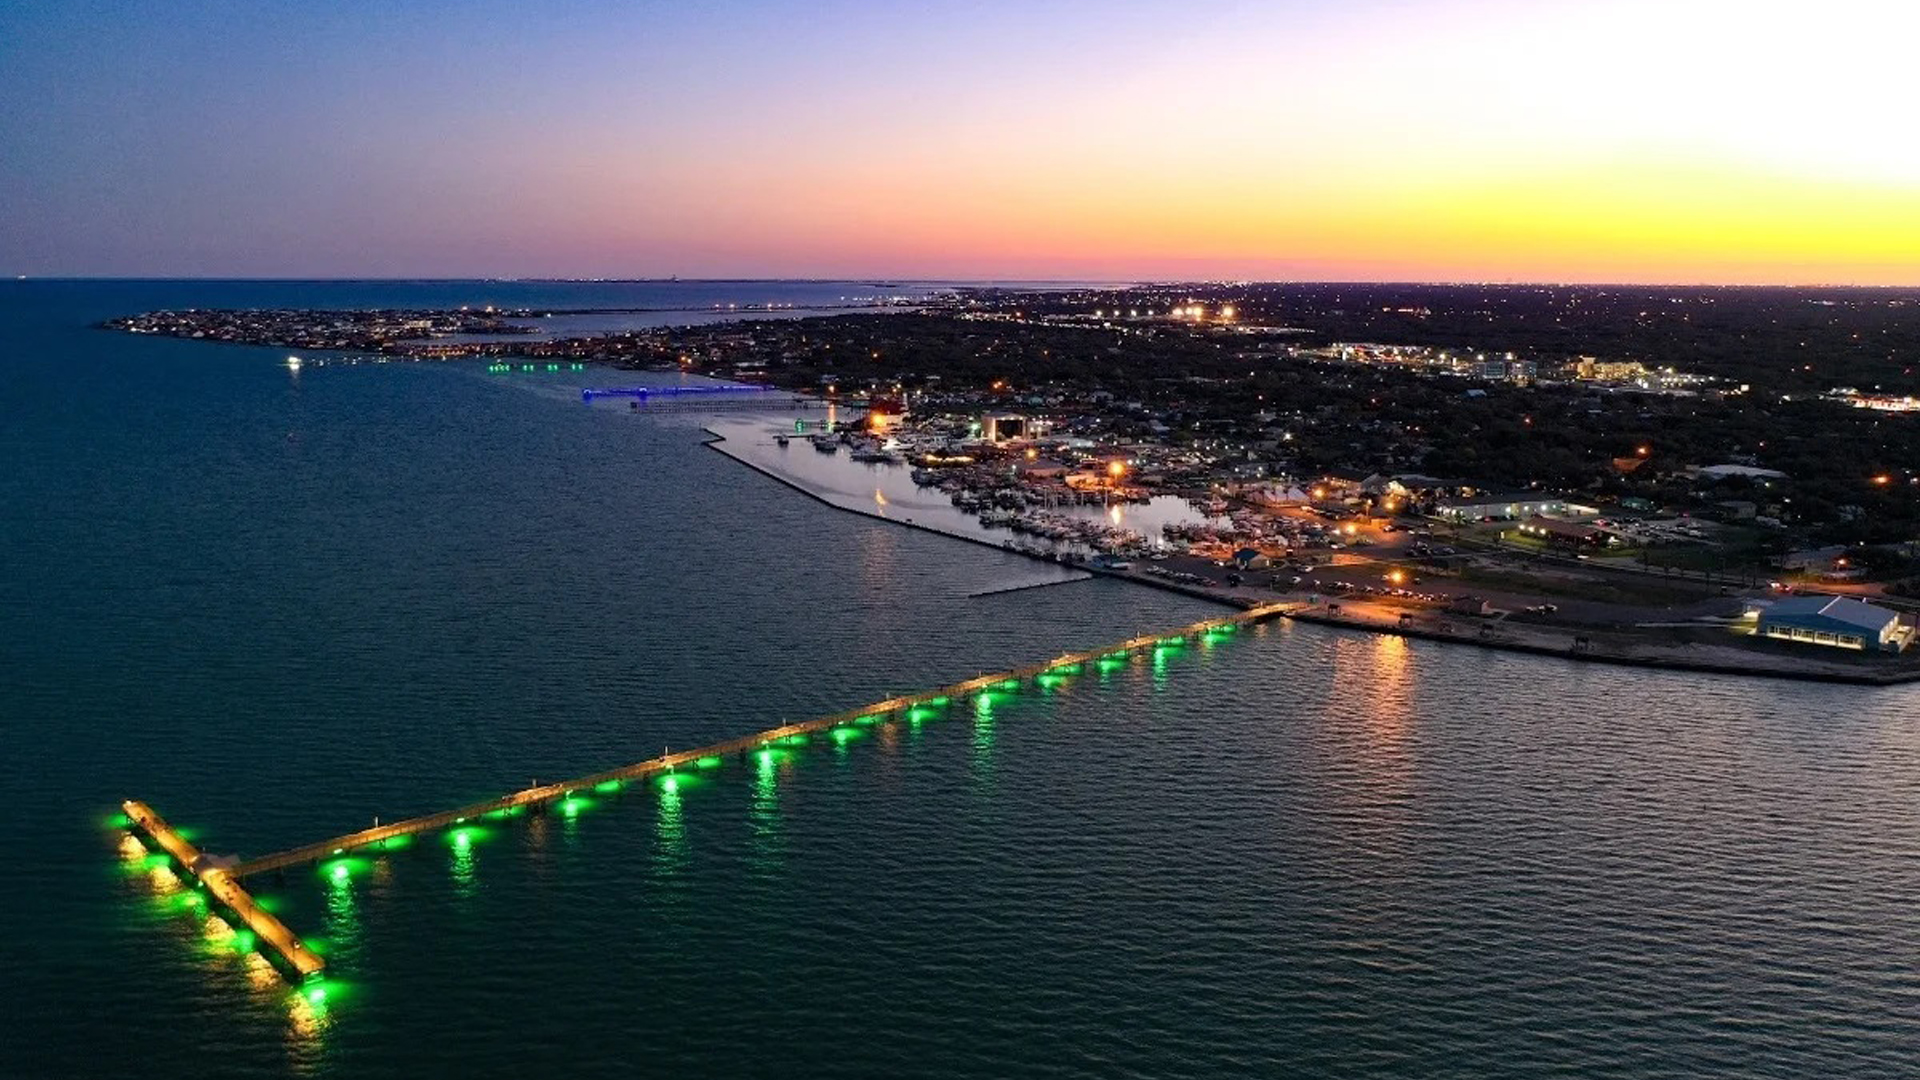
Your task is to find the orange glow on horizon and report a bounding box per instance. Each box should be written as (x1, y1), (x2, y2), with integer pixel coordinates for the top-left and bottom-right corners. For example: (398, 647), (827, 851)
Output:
(15, 0), (1918, 283)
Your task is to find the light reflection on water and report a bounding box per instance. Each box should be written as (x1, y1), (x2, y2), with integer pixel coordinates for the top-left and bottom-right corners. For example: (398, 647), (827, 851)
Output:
(652, 785), (688, 881)
(747, 752), (785, 879)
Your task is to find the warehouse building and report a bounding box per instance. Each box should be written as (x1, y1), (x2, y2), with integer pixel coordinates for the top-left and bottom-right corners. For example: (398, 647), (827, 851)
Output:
(1751, 596), (1908, 652)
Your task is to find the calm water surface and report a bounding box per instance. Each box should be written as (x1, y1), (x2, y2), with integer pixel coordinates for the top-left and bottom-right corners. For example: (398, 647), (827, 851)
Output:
(3, 281), (1918, 1078)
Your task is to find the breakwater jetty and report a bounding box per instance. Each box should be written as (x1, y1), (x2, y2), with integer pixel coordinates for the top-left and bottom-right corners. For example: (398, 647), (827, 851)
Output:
(118, 602), (1295, 988)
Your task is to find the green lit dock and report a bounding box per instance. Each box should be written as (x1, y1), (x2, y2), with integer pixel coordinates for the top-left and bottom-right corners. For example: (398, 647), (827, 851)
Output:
(121, 602), (1294, 983)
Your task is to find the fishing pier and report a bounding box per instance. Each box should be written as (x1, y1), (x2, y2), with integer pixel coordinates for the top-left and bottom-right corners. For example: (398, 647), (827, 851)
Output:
(118, 603), (1292, 987)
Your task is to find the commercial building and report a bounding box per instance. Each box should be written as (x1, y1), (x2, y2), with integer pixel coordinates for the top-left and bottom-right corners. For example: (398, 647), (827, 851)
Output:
(1751, 596), (1908, 652)
(1569, 357), (1648, 382)
(1434, 492), (1568, 521)
(1515, 515), (1606, 546)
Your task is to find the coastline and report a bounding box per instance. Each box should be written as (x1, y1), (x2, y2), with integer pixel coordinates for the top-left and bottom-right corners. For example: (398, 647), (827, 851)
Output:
(702, 423), (1920, 688)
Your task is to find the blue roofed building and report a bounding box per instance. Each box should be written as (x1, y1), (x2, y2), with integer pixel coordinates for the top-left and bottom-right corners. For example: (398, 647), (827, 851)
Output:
(1750, 596), (1909, 652)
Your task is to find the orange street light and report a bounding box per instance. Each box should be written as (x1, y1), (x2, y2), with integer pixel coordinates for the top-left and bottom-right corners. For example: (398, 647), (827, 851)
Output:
(1872, 474), (1892, 485)
(1387, 569), (1406, 585)
(1637, 445), (1651, 456)
(1108, 461), (1126, 479)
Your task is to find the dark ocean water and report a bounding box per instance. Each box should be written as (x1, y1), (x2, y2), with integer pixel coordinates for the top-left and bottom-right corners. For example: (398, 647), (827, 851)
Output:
(2, 281), (1918, 1079)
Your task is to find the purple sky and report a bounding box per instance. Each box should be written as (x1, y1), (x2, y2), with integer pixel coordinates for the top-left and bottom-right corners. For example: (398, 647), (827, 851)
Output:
(3, 0), (1915, 282)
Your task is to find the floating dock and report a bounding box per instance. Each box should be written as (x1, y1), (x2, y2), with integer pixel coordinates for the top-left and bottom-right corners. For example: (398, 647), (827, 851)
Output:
(123, 602), (1294, 982)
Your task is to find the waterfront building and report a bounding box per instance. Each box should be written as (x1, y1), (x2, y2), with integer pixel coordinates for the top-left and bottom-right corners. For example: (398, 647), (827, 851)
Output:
(1434, 492), (1568, 521)
(1515, 515), (1607, 546)
(1751, 596), (1908, 652)
(984, 414), (1041, 442)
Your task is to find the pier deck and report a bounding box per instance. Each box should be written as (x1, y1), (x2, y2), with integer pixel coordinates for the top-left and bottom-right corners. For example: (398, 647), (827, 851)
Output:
(125, 602), (1294, 981)
(122, 800), (325, 982)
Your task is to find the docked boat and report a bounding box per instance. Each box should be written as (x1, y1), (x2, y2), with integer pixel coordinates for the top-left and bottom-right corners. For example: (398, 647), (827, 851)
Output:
(811, 435), (839, 453)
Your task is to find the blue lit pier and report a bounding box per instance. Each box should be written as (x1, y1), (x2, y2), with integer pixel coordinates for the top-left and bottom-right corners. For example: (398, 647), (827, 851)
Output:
(581, 383), (776, 402)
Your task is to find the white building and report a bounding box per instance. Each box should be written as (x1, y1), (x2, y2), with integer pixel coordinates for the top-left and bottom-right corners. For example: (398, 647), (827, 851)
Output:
(1434, 492), (1567, 521)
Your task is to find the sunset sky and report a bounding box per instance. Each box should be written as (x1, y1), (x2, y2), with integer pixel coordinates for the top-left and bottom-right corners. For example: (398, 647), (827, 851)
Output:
(3, 0), (1916, 282)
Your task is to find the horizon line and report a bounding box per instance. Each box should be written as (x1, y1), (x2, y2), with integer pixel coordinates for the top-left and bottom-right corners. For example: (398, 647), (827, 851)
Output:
(8, 275), (1920, 290)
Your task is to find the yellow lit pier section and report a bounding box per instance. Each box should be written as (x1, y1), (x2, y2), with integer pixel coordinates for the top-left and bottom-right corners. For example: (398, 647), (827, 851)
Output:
(121, 800), (325, 983)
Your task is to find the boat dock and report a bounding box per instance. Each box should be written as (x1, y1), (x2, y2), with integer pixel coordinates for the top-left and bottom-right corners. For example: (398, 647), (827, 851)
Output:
(120, 602), (1295, 983)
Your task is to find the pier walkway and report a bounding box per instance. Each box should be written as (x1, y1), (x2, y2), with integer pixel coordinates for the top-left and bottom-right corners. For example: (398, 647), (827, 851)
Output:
(122, 800), (326, 982)
(122, 602), (1294, 982)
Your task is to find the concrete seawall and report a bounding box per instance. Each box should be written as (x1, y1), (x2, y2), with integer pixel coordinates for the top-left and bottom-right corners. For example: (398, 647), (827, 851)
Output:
(1287, 606), (1920, 687)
